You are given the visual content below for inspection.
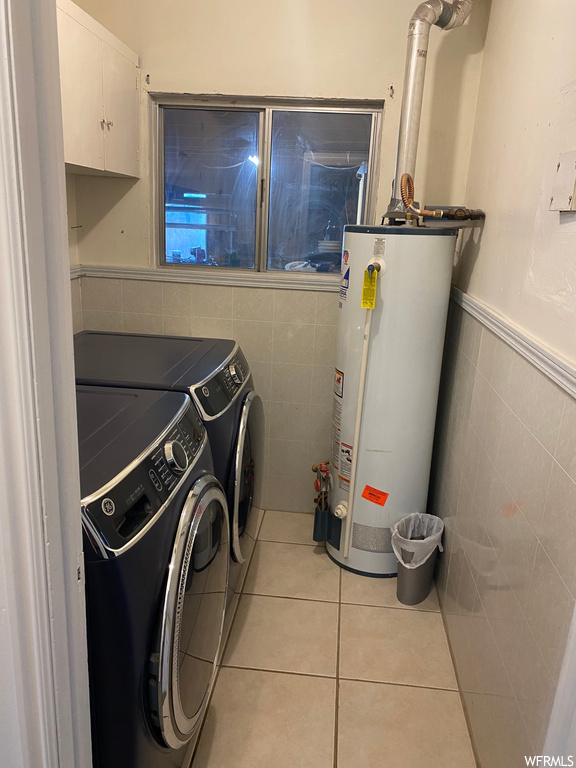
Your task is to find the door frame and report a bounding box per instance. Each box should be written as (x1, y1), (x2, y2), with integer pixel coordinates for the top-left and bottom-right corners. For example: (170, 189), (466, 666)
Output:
(0, 0), (91, 766)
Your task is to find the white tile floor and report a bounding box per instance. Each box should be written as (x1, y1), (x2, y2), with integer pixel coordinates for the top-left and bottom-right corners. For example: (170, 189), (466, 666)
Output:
(193, 511), (476, 768)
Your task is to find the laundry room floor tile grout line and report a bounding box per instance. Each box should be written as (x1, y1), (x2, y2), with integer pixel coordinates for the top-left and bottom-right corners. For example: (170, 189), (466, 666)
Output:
(336, 675), (460, 693)
(339, 600), (440, 613)
(256, 538), (318, 547)
(219, 664), (337, 681)
(239, 589), (440, 612)
(333, 567), (342, 768)
(214, 666), (461, 694)
(240, 591), (339, 605)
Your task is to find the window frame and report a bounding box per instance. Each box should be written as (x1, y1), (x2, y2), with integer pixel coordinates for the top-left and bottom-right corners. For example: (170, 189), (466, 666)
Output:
(152, 95), (383, 282)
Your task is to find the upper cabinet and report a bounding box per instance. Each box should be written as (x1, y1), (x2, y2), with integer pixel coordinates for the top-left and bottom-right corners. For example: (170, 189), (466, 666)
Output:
(56, 0), (140, 178)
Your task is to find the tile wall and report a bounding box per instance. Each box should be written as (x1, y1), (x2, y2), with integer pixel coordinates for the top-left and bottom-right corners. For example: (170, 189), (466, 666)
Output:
(430, 301), (576, 767)
(79, 277), (338, 512)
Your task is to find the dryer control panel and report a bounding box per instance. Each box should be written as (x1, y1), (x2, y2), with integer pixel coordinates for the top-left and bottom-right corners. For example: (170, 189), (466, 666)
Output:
(193, 348), (250, 418)
(82, 404), (206, 554)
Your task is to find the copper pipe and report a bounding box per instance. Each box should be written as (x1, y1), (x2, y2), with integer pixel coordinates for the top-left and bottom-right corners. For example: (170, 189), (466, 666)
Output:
(400, 173), (437, 217)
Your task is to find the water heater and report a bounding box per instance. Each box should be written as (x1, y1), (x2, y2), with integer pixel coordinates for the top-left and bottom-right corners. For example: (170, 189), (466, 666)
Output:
(327, 225), (456, 576)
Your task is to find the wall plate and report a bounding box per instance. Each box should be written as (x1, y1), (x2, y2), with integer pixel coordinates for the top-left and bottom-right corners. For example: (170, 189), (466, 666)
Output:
(550, 150), (576, 211)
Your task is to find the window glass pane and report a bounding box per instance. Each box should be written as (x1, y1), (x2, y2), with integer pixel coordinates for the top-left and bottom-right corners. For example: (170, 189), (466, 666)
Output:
(267, 111), (372, 272)
(164, 109), (259, 269)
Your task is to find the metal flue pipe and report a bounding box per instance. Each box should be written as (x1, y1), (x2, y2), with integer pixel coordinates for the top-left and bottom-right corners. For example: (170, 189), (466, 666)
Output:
(386, 0), (474, 219)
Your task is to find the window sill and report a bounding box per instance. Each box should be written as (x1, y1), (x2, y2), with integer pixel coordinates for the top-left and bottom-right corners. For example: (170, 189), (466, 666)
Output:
(71, 263), (340, 292)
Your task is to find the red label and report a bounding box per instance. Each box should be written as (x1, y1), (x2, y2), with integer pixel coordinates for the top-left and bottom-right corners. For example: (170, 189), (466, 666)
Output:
(361, 485), (389, 506)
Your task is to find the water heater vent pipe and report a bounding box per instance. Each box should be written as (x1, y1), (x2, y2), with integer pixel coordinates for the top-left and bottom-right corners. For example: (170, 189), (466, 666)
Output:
(386, 0), (474, 219)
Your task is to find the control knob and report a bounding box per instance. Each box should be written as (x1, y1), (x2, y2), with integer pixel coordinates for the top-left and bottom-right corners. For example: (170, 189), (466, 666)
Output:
(228, 363), (243, 385)
(164, 440), (189, 475)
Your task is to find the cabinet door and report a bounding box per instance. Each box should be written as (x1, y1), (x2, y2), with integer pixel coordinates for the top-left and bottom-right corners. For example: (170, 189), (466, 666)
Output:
(102, 42), (139, 177)
(57, 8), (105, 171)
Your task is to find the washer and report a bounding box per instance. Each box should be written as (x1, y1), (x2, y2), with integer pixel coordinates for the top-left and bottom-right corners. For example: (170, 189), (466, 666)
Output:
(77, 384), (229, 768)
(74, 331), (264, 601)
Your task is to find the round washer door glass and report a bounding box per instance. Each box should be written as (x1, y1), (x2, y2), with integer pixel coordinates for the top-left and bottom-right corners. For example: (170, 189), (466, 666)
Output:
(232, 391), (264, 563)
(149, 476), (229, 749)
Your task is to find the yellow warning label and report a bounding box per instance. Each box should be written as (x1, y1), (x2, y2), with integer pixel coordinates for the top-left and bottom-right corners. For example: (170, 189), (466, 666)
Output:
(361, 268), (377, 309)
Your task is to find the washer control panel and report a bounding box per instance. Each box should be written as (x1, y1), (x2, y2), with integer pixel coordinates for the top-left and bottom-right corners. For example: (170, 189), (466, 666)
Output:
(194, 349), (250, 417)
(82, 404), (206, 550)
(164, 439), (189, 475)
(151, 412), (203, 495)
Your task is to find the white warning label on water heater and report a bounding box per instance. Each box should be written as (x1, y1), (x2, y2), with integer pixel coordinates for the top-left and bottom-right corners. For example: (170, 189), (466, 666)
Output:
(339, 265), (349, 302)
(332, 396), (342, 434)
(373, 238), (386, 257)
(334, 368), (344, 398)
(340, 443), (353, 480)
(332, 396), (343, 473)
(332, 439), (340, 468)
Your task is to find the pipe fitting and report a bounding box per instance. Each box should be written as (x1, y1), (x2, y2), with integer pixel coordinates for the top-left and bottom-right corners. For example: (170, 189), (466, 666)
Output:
(334, 502), (348, 520)
(435, 1), (454, 28)
(368, 257), (386, 274)
(386, 0), (474, 219)
(411, 1), (444, 26)
(412, 0), (471, 30)
(443, 0), (473, 30)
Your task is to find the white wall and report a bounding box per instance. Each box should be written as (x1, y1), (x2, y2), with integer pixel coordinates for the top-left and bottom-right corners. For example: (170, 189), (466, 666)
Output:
(69, 0), (490, 267)
(456, 0), (576, 367)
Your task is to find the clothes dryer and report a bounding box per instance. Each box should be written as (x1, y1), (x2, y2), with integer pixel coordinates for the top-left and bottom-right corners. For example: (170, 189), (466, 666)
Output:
(77, 385), (228, 768)
(74, 332), (264, 602)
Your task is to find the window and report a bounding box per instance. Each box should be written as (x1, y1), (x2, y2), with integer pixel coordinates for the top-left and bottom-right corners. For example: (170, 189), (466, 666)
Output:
(160, 100), (381, 275)
(164, 109), (260, 270)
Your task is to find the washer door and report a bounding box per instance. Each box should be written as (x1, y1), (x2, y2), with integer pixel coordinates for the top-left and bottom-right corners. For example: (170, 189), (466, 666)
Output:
(231, 391), (264, 563)
(150, 475), (229, 749)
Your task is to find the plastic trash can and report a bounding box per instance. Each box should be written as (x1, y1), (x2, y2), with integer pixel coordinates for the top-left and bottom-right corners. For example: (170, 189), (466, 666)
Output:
(391, 513), (444, 605)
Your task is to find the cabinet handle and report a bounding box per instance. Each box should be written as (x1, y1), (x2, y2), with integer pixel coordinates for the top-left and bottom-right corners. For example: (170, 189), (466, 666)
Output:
(105, 120), (113, 128)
